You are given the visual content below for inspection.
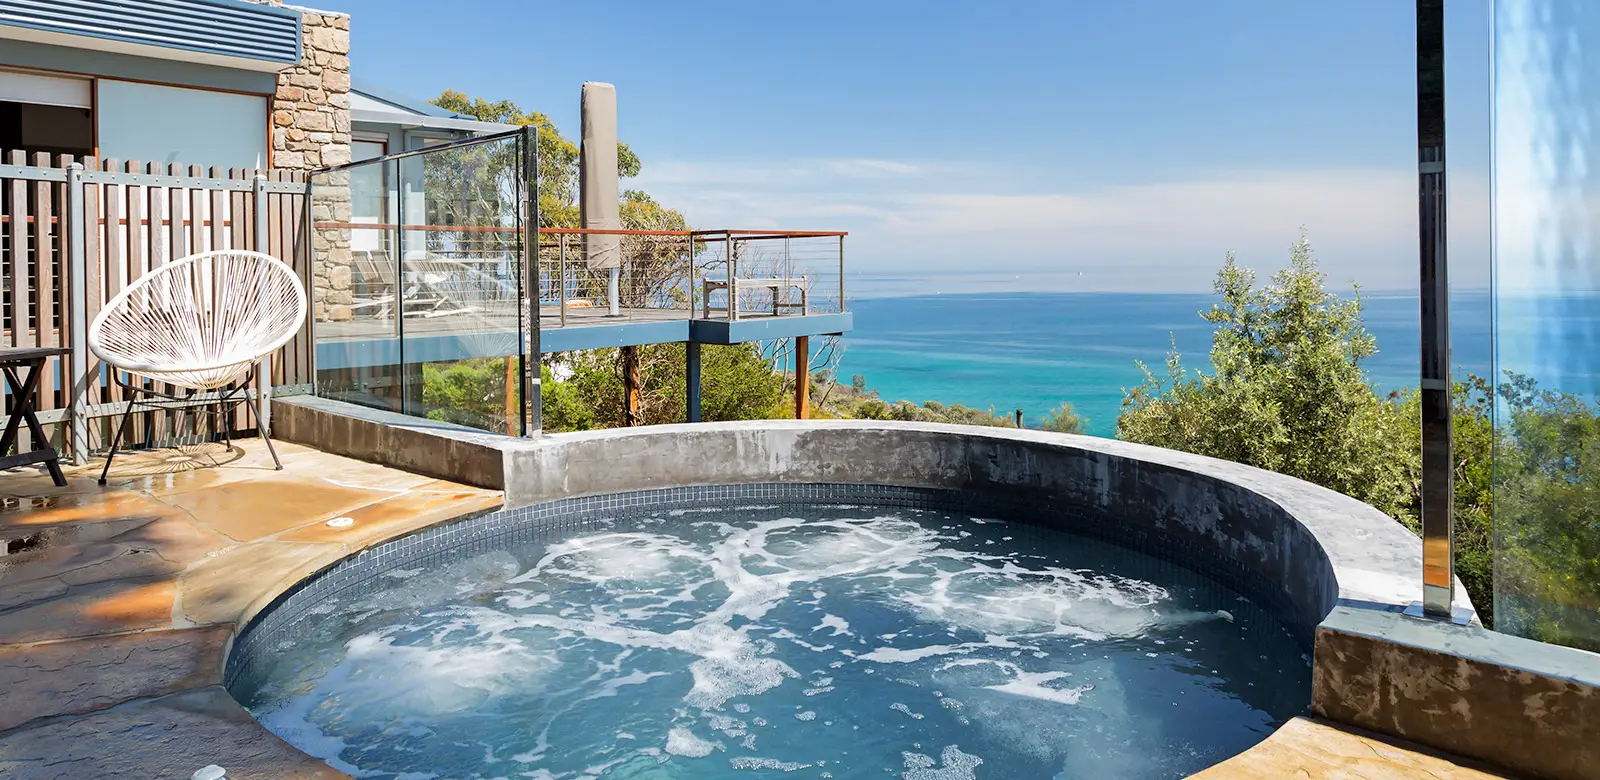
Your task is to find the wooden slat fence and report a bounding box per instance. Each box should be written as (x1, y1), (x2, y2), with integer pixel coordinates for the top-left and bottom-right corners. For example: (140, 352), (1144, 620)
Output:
(0, 151), (311, 463)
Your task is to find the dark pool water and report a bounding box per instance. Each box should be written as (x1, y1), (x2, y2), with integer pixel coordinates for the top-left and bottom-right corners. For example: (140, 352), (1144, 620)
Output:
(234, 504), (1310, 779)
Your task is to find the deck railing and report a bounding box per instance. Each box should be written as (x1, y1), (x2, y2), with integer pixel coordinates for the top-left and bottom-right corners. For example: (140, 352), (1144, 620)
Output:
(534, 228), (846, 327)
(0, 151), (311, 462)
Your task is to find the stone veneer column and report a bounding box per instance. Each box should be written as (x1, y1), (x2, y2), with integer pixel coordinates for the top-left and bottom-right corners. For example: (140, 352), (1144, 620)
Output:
(246, 1), (355, 321)
(286, 6), (354, 321)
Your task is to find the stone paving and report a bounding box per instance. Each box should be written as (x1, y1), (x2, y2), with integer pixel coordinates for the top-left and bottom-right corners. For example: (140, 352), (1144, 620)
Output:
(1196, 716), (1516, 779)
(0, 439), (1519, 779)
(0, 440), (501, 779)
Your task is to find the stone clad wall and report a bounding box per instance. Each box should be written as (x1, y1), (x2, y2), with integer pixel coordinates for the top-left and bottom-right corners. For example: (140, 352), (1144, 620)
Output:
(244, 1), (355, 321)
(280, 6), (354, 321)
(272, 7), (351, 172)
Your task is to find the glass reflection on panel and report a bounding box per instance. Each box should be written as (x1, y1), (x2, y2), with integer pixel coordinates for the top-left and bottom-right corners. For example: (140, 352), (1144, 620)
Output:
(1491, 0), (1600, 651)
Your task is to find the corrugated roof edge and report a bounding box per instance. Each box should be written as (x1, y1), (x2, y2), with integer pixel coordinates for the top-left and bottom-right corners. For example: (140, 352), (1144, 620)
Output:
(351, 77), (457, 119)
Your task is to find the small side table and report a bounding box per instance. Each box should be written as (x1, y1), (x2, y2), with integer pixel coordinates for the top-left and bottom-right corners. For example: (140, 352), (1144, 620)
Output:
(0, 346), (70, 487)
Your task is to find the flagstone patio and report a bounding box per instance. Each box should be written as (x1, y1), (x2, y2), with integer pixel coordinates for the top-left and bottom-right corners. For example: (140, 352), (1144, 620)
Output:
(0, 440), (501, 779)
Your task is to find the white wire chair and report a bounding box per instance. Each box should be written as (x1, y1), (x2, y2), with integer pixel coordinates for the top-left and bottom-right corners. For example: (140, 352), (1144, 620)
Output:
(89, 250), (307, 483)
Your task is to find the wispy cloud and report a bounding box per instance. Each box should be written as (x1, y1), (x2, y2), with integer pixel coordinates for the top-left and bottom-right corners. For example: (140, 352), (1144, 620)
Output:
(635, 159), (1491, 293)
(642, 157), (936, 188)
(818, 158), (925, 177)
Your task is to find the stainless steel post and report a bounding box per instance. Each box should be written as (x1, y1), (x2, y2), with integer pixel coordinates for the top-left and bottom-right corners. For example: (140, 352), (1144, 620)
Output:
(253, 174), (272, 432)
(1417, 0), (1453, 617)
(608, 266), (621, 316)
(66, 163), (90, 464)
(522, 126), (542, 436)
(728, 234), (739, 321)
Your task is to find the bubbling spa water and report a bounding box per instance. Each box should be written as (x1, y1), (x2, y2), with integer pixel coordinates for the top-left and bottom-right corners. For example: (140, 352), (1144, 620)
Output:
(234, 504), (1311, 779)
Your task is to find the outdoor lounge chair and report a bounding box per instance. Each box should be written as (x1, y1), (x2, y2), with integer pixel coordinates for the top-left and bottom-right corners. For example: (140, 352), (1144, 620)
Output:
(702, 275), (810, 319)
(88, 249), (307, 483)
(349, 251), (485, 319)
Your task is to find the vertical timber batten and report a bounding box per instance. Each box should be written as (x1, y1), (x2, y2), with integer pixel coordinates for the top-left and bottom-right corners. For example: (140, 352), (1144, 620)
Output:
(1417, 0), (1454, 617)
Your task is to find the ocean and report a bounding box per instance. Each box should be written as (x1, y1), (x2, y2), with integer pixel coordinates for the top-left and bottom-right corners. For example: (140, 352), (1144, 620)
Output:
(833, 290), (1493, 437)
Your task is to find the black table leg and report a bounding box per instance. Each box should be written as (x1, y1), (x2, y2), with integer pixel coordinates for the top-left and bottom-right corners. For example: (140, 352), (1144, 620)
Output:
(1, 359), (67, 487)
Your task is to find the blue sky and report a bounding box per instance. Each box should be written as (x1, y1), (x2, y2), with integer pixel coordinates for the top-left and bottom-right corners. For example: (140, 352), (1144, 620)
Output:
(322, 0), (1492, 293)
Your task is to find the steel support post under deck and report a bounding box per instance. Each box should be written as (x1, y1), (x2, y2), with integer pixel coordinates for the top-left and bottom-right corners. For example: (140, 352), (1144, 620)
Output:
(623, 346), (642, 426)
(795, 336), (810, 420)
(686, 342), (702, 423)
(1416, 0), (1454, 617)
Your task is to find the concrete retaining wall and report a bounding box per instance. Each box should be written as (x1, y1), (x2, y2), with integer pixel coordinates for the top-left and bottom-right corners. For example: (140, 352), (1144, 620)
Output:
(276, 399), (1432, 624)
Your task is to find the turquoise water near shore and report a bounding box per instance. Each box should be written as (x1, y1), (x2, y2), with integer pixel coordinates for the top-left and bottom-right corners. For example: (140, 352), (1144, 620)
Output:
(833, 291), (1493, 437)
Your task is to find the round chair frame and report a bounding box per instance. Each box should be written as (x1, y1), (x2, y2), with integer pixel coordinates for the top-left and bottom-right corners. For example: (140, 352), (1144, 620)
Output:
(89, 250), (307, 484)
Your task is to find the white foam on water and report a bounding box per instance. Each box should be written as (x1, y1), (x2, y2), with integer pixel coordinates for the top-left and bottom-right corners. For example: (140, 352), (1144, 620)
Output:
(254, 684), (374, 778)
(939, 659), (1092, 705)
(770, 628), (833, 653)
(578, 668), (667, 702)
(858, 635), (1026, 664)
(510, 532), (707, 586)
(901, 745), (983, 780)
(664, 725), (722, 758)
(890, 703), (925, 720)
(730, 757), (813, 771)
(477, 516), (946, 715)
(891, 558), (1171, 642)
(668, 507), (728, 517)
(815, 614), (852, 636)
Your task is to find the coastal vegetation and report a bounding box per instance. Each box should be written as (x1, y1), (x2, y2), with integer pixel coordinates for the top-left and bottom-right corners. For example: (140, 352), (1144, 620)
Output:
(1118, 232), (1599, 648)
(809, 375), (1024, 427)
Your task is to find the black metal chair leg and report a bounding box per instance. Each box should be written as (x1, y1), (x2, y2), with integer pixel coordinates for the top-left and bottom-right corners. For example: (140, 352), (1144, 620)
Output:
(99, 390), (140, 485)
(242, 390), (281, 470)
(221, 392), (235, 448)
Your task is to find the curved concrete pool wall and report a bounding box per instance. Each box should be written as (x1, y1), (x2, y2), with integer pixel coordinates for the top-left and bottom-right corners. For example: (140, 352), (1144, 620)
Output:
(274, 400), (1443, 631)
(505, 422), (1440, 630)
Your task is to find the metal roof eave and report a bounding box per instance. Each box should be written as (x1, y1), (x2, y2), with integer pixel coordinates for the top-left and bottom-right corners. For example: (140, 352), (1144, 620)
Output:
(0, 0), (302, 71)
(351, 107), (518, 136)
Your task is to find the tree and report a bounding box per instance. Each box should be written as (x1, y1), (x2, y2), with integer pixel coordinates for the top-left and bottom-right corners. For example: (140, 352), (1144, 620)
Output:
(421, 358), (516, 432)
(543, 343), (785, 429)
(1492, 374), (1600, 650)
(1039, 402), (1086, 434)
(1117, 232), (1416, 526)
(430, 90), (646, 229)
